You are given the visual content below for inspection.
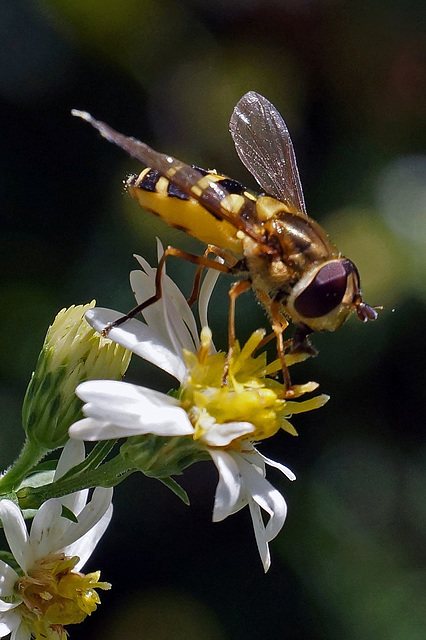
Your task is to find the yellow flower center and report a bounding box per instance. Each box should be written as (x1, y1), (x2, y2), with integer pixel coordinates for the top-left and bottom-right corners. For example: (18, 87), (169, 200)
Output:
(180, 328), (328, 445)
(15, 553), (110, 639)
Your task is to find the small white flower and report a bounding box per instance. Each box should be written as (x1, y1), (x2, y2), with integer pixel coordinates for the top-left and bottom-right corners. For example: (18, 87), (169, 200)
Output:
(0, 440), (113, 639)
(69, 245), (327, 571)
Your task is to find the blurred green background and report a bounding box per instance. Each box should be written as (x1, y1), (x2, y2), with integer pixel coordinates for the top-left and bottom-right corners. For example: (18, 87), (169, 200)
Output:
(1, 0), (425, 638)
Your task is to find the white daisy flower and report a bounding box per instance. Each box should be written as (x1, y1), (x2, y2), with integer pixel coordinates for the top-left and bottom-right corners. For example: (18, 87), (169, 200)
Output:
(0, 440), (113, 639)
(69, 245), (328, 571)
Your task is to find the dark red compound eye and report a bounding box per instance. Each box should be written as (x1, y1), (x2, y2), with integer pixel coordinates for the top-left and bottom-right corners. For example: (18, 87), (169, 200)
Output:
(294, 261), (350, 318)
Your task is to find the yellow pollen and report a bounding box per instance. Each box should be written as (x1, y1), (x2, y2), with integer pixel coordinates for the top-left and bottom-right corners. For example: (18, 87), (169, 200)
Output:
(16, 554), (110, 640)
(180, 329), (329, 444)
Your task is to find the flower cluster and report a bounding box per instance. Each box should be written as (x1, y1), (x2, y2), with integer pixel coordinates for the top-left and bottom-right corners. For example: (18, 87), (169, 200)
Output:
(0, 242), (328, 637)
(0, 441), (112, 640)
(69, 247), (328, 571)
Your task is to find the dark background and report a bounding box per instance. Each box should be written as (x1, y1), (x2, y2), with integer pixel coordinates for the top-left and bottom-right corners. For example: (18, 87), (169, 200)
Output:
(1, 0), (425, 638)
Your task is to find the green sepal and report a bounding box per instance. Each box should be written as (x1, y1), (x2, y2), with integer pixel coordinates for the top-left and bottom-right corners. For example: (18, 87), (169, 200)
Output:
(120, 434), (208, 478)
(158, 477), (190, 505)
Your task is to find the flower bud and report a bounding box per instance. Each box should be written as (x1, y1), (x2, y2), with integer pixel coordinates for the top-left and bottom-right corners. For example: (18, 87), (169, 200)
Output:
(22, 302), (131, 450)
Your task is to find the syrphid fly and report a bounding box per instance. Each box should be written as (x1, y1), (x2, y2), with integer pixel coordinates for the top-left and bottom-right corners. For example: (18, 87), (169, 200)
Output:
(72, 92), (378, 393)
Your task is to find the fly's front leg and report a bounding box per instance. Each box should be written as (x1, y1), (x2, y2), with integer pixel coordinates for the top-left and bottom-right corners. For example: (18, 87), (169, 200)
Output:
(221, 279), (252, 385)
(291, 323), (317, 356)
(102, 246), (231, 336)
(255, 290), (292, 392)
(269, 299), (295, 397)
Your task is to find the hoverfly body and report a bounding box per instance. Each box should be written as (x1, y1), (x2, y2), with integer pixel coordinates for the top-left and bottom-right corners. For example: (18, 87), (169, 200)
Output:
(72, 92), (378, 394)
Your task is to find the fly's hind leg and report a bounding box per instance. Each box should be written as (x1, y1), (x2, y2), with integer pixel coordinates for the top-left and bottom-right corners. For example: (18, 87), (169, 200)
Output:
(102, 246), (231, 336)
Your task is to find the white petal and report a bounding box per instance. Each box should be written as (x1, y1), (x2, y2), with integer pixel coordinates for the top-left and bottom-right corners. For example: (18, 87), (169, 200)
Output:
(73, 381), (194, 437)
(69, 417), (123, 441)
(133, 251), (201, 357)
(162, 278), (199, 353)
(78, 406), (193, 437)
(0, 559), (19, 599)
(239, 447), (266, 475)
(0, 600), (21, 616)
(129, 270), (172, 345)
(74, 380), (177, 415)
(164, 277), (199, 348)
(0, 611), (23, 638)
(56, 488), (113, 556)
(71, 503), (113, 571)
(133, 252), (156, 281)
(201, 421), (254, 447)
(132, 271), (198, 357)
(129, 262), (155, 302)
(257, 451), (296, 482)
(155, 237), (164, 263)
(86, 308), (186, 381)
(54, 440), (88, 516)
(238, 456), (287, 542)
(133, 252), (199, 344)
(248, 500), (270, 572)
(198, 260), (222, 330)
(11, 621), (31, 640)
(76, 379), (179, 408)
(54, 439), (85, 480)
(85, 307), (121, 336)
(0, 600), (20, 613)
(209, 450), (243, 522)
(0, 501), (31, 574)
(29, 499), (63, 562)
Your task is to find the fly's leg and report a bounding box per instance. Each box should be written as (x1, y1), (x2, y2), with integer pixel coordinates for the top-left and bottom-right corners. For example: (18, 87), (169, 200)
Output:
(102, 246), (231, 336)
(254, 290), (293, 394)
(269, 299), (293, 396)
(187, 245), (238, 307)
(187, 264), (204, 308)
(221, 279), (252, 385)
(253, 330), (293, 354)
(291, 323), (317, 356)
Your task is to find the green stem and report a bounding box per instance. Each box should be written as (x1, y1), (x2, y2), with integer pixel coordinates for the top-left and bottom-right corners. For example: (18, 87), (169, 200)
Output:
(0, 439), (47, 494)
(17, 455), (135, 510)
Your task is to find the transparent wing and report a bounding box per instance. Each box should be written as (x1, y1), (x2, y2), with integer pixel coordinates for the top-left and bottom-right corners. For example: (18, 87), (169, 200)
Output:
(72, 109), (266, 246)
(229, 91), (307, 216)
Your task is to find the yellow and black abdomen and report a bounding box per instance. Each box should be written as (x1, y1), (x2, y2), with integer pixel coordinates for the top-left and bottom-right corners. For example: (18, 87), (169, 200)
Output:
(126, 167), (246, 257)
